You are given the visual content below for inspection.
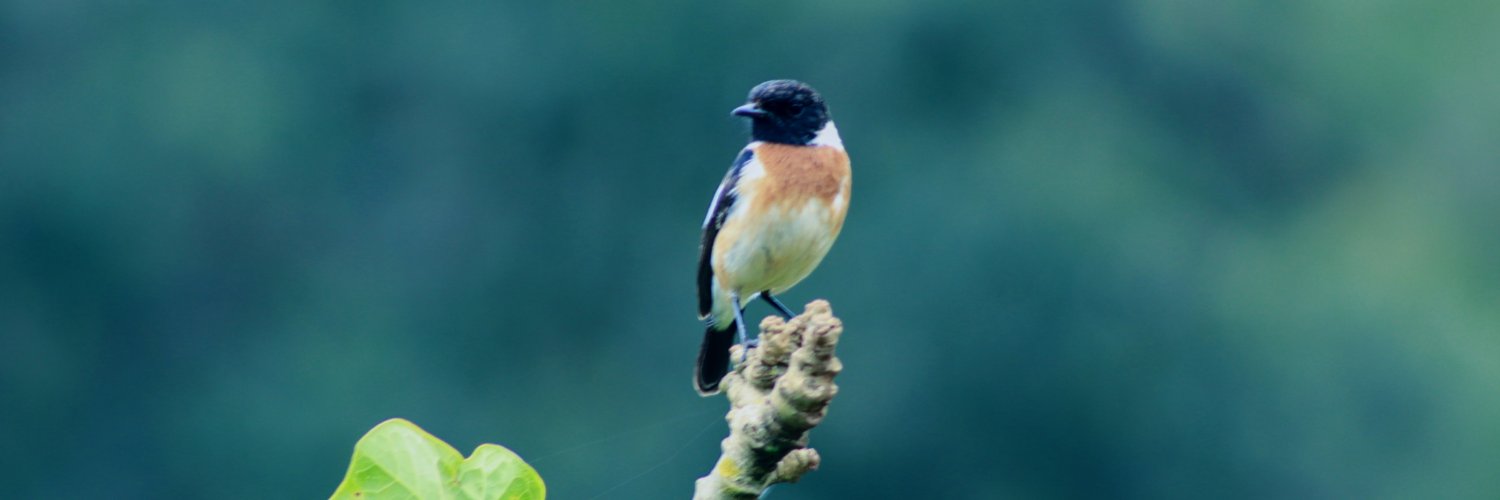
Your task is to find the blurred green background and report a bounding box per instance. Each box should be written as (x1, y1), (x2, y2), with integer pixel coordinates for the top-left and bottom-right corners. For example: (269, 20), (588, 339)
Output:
(4, 1), (1499, 498)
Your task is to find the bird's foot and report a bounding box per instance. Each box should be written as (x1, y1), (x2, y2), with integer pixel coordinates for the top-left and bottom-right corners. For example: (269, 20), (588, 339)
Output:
(738, 337), (760, 363)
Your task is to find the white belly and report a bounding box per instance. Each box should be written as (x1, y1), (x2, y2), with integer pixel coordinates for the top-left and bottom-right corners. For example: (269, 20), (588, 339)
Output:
(717, 199), (837, 297)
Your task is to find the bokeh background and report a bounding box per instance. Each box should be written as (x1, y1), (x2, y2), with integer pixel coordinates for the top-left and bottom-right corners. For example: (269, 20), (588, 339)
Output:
(4, 1), (1499, 498)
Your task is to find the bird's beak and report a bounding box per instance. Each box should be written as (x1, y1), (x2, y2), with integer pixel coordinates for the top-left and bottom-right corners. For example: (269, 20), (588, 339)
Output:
(732, 102), (768, 118)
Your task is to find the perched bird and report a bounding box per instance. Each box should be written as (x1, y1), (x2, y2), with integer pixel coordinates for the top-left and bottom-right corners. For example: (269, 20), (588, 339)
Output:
(695, 80), (851, 395)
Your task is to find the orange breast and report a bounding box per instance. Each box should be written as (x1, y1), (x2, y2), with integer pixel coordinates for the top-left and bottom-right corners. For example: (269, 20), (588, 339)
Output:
(752, 143), (852, 233)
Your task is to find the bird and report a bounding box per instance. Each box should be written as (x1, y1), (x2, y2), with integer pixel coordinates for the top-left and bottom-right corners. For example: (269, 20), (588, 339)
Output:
(694, 80), (851, 395)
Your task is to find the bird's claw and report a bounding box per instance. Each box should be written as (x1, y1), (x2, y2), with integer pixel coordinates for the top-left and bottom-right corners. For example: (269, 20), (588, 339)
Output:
(737, 337), (760, 363)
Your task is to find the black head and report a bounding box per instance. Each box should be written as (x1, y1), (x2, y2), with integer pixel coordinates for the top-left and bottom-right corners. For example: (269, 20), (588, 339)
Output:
(732, 80), (831, 145)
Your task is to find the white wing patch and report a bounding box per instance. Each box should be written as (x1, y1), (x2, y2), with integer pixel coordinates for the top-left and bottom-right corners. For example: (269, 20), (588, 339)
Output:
(702, 143), (760, 228)
(702, 181), (730, 228)
(737, 155), (766, 183)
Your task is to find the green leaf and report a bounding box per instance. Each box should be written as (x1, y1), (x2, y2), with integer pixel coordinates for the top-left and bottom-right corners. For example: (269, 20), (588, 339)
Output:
(330, 418), (546, 500)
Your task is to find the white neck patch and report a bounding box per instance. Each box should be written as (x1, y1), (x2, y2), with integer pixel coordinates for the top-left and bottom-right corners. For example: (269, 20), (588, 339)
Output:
(809, 121), (844, 149)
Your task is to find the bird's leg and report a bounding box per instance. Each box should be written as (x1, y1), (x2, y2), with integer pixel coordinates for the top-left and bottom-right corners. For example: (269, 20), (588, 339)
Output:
(760, 291), (795, 319)
(731, 292), (754, 356)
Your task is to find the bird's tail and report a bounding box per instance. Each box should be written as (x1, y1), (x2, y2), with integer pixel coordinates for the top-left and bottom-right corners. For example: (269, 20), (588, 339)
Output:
(694, 320), (736, 395)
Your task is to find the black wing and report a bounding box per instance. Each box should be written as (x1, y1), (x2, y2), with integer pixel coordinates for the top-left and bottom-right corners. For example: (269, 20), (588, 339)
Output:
(698, 149), (754, 317)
